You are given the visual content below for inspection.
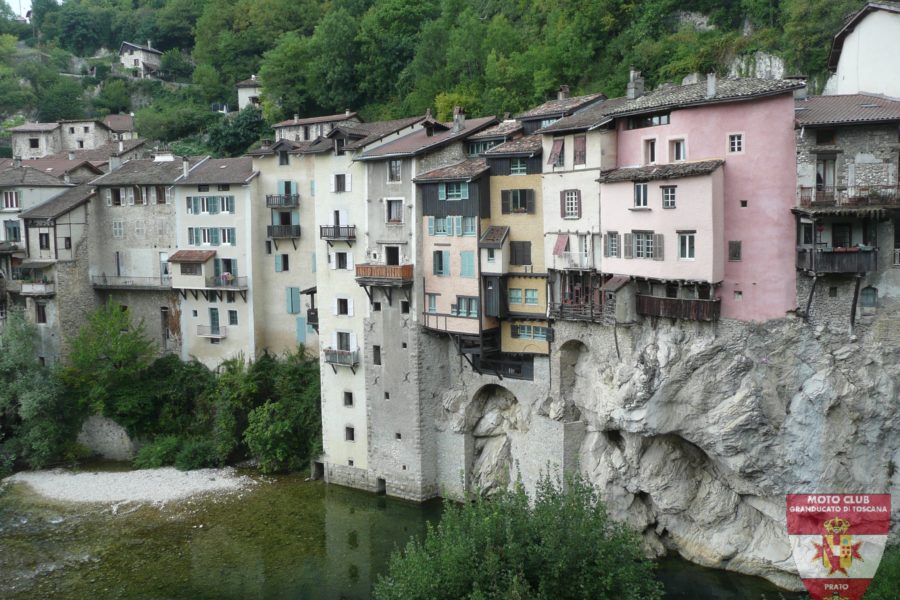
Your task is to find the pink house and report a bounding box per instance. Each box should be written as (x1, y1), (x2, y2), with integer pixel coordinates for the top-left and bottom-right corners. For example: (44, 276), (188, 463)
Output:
(598, 75), (801, 321)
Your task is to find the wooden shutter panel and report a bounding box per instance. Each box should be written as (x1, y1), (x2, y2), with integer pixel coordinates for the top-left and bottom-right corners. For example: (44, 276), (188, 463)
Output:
(623, 233), (633, 259)
(442, 250), (450, 275)
(653, 234), (664, 260)
(559, 191), (565, 218)
(526, 189), (535, 214)
(615, 233), (621, 258)
(438, 184), (446, 200)
(454, 216), (462, 236)
(461, 182), (469, 199)
(105, 189), (112, 206)
(603, 234), (608, 258)
(501, 190), (510, 214)
(275, 255), (283, 272)
(432, 251), (440, 275)
(346, 173), (352, 192)
(575, 190), (582, 218)
(510, 324), (519, 338)
(524, 242), (531, 265)
(286, 288), (294, 313)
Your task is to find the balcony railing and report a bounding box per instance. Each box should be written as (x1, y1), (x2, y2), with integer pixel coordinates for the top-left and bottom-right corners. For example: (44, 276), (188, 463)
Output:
(205, 275), (249, 289)
(549, 302), (603, 322)
(554, 251), (593, 270)
(319, 225), (356, 241)
(197, 325), (227, 338)
(323, 348), (358, 367)
(636, 295), (720, 321)
(798, 185), (900, 208)
(91, 275), (172, 289)
(265, 194), (299, 207)
(796, 248), (878, 274)
(355, 263), (414, 285)
(20, 282), (55, 296)
(267, 224), (302, 238)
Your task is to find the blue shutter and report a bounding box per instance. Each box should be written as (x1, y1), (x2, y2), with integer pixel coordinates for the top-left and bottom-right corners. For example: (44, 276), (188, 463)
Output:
(275, 256), (283, 272)
(438, 184), (446, 200)
(209, 197), (219, 214)
(296, 317), (307, 344)
(291, 210), (300, 225)
(461, 182), (469, 200)
(286, 288), (293, 313)
(187, 227), (194, 245)
(454, 216), (462, 236)
(461, 251), (474, 277)
(193, 197), (201, 214)
(209, 228), (220, 246)
(227, 196), (235, 213)
(290, 181), (298, 195)
(292, 287), (301, 313)
(428, 217), (434, 235)
(230, 227), (237, 245)
(442, 250), (450, 276)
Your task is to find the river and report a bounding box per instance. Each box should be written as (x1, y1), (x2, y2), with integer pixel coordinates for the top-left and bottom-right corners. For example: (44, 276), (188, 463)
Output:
(0, 468), (805, 599)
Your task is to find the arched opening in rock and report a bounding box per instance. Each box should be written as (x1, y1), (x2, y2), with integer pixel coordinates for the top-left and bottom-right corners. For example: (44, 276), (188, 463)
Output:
(468, 384), (521, 496)
(605, 429), (624, 451)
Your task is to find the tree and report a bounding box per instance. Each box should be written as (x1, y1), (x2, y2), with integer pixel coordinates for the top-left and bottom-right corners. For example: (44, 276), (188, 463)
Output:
(160, 49), (194, 82)
(258, 31), (316, 120)
(207, 106), (268, 156)
(374, 474), (664, 600)
(37, 78), (86, 122)
(94, 78), (131, 115)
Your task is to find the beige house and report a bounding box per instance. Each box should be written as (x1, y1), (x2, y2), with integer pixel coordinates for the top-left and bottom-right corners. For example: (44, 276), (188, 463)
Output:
(273, 112), (360, 142)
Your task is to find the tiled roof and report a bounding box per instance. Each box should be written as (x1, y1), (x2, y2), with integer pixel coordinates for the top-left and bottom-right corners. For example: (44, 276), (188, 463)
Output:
(91, 157), (202, 186)
(601, 79), (803, 119)
(46, 139), (146, 161)
(479, 225), (510, 248)
(236, 77), (261, 88)
(9, 122), (60, 132)
(0, 166), (72, 187)
(597, 160), (724, 183)
(0, 159), (103, 183)
(246, 139), (313, 156)
(179, 157), (257, 185)
(516, 93), (606, 120)
(601, 274), (631, 292)
(358, 116), (497, 160)
(19, 185), (95, 219)
(537, 97), (631, 134)
(484, 134), (542, 156)
(168, 250), (216, 263)
(413, 159), (488, 183)
(273, 112), (358, 127)
(795, 94), (900, 126)
(829, 2), (900, 69)
(102, 114), (134, 132)
(467, 120), (523, 140)
(120, 41), (162, 55)
(300, 116), (426, 154)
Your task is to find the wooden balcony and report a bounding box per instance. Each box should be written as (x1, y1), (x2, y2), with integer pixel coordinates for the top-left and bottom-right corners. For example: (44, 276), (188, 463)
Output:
(265, 194), (299, 208)
(319, 225), (356, 242)
(323, 348), (358, 367)
(796, 248), (878, 274)
(549, 302), (603, 322)
(636, 295), (720, 321)
(267, 224), (301, 238)
(205, 275), (249, 289)
(197, 325), (227, 338)
(355, 263), (414, 286)
(91, 275), (172, 290)
(798, 185), (900, 208)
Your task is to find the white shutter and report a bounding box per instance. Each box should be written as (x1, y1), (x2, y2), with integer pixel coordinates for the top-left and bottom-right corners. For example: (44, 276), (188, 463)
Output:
(329, 253), (336, 269)
(346, 251), (354, 269)
(330, 175), (336, 193)
(126, 187), (134, 205)
(149, 187), (157, 204)
(105, 189), (111, 206)
(347, 298), (354, 317)
(346, 173), (352, 192)
(331, 331), (337, 348)
(350, 332), (357, 351)
(165, 187), (173, 204)
(332, 297), (338, 315)
(339, 210), (348, 227)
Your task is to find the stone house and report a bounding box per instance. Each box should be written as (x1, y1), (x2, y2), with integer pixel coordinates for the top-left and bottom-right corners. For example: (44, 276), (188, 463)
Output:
(10, 120), (116, 160)
(236, 76), (263, 111)
(0, 158), (104, 184)
(119, 41), (162, 79)
(272, 111), (360, 143)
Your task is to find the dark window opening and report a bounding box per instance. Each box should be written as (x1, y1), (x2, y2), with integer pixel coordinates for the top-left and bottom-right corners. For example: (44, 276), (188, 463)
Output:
(400, 300), (410, 314)
(343, 392), (354, 406)
(373, 345), (381, 365)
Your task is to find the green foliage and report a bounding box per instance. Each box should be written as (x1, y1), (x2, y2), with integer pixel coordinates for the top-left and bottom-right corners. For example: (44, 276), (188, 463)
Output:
(207, 106), (269, 156)
(374, 474), (663, 600)
(135, 98), (220, 142)
(868, 545), (900, 599)
(160, 49), (194, 82)
(94, 79), (131, 115)
(37, 78), (86, 122)
(133, 435), (183, 468)
(174, 437), (221, 470)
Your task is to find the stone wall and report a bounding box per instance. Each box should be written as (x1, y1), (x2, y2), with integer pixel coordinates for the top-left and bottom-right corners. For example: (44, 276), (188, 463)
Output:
(55, 236), (99, 361)
(77, 415), (137, 460)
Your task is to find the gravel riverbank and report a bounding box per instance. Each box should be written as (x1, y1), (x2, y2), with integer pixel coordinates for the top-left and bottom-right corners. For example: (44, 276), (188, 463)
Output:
(3, 467), (256, 505)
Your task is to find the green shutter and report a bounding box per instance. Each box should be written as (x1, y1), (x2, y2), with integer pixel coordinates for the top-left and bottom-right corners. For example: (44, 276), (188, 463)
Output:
(438, 184), (446, 200)
(442, 250), (450, 276)
(461, 182), (469, 199)
(461, 251), (474, 277)
(291, 210), (300, 225)
(229, 227), (237, 245)
(209, 228), (220, 246)
(275, 255), (283, 273)
(311, 252), (316, 273)
(428, 217), (434, 235)
(454, 216), (462, 236)
(296, 317), (306, 344)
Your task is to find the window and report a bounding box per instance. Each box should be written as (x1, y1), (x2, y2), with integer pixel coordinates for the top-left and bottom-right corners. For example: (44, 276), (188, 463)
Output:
(644, 139), (656, 164)
(388, 159), (402, 182)
(444, 182), (466, 200)
(426, 294), (437, 313)
(64, 237), (71, 249)
(77, 140), (84, 149)
(510, 158), (527, 175)
(112, 221), (124, 238)
(508, 288), (522, 304)
(662, 186), (676, 209)
(548, 139), (564, 167)
(275, 254), (289, 272)
(634, 183), (648, 208)
(456, 296), (478, 317)
(524, 289), (538, 305)
(816, 157), (836, 189)
(574, 135), (586, 165)
(218, 184), (230, 191)
(181, 263), (201, 275)
(562, 189), (581, 218)
(198, 185), (209, 192)
(228, 310), (238, 326)
(462, 216), (476, 235)
(226, 291), (235, 303)
(728, 240), (742, 261)
(35, 302), (47, 324)
(386, 199), (403, 223)
(278, 151), (289, 166)
(337, 298), (350, 315)
(433, 217), (448, 235)
(460, 251), (475, 277)
(3, 191), (19, 209)
(69, 127), (75, 134)
(335, 138), (346, 155)
(816, 129), (836, 145)
(678, 231), (695, 260)
(336, 252), (348, 269)
(401, 300), (410, 313)
(832, 223), (851, 248)
(467, 140), (498, 156)
(335, 174), (346, 192)
(728, 134), (743, 153)
(84, 126), (89, 133)
(345, 427), (355, 442)
(343, 392), (353, 406)
(670, 139), (686, 161)
(510, 241), (531, 265)
(486, 248), (495, 262)
(265, 241), (272, 254)
(373, 345), (381, 365)
(221, 228), (236, 245)
(540, 117), (558, 128)
(29, 138), (39, 149)
(512, 189), (530, 213)
(4, 220), (20, 241)
(111, 188), (123, 206)
(633, 231), (654, 259)
(740, 200), (748, 208)
(627, 112), (669, 129)
(433, 250), (449, 276)
(134, 220), (146, 237)
(511, 324), (549, 340)
(39, 233), (49, 249)
(336, 331), (351, 351)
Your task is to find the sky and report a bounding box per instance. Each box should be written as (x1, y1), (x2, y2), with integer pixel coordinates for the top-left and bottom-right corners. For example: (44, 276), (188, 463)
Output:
(13, 0), (31, 18)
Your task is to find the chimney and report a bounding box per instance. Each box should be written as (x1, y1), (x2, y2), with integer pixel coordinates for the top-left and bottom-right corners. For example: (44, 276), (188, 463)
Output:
(627, 68), (644, 100)
(147, 40), (152, 49)
(452, 106), (466, 133)
(345, 109), (351, 116)
(13, 156), (21, 168)
(63, 172), (71, 184)
(118, 140), (124, 153)
(706, 73), (717, 99)
(109, 155), (122, 171)
(293, 114), (299, 123)
(182, 157), (190, 178)
(251, 74), (256, 81)
(558, 85), (570, 100)
(67, 151), (75, 160)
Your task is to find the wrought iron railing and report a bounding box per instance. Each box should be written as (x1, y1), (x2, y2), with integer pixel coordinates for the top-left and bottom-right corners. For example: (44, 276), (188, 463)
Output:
(265, 194), (300, 207)
(319, 225), (356, 240)
(267, 224), (302, 238)
(323, 348), (358, 366)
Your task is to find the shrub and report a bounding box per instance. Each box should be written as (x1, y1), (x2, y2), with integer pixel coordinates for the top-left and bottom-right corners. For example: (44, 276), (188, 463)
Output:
(174, 438), (221, 471)
(868, 545), (900, 599)
(133, 435), (183, 469)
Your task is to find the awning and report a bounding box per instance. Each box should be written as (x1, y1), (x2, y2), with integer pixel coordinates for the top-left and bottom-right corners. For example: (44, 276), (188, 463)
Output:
(168, 249), (216, 263)
(301, 286), (317, 295)
(547, 139), (564, 165)
(552, 233), (569, 256)
(18, 259), (55, 269)
(601, 275), (631, 292)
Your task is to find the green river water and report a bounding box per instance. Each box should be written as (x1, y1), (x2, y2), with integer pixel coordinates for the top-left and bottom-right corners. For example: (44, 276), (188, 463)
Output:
(0, 466), (805, 599)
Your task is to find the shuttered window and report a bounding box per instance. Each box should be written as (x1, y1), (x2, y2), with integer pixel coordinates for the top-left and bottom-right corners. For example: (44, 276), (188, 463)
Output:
(286, 287), (301, 314)
(605, 232), (620, 258)
(433, 250), (449, 276)
(728, 241), (742, 261)
(574, 135), (586, 165)
(510, 241), (532, 265)
(560, 190), (581, 218)
(460, 251), (475, 277)
(548, 139), (564, 166)
(502, 190), (535, 214)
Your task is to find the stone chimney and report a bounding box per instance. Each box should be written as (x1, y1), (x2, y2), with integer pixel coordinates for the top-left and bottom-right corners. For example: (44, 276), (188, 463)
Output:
(182, 157), (190, 178)
(706, 73), (717, 99)
(293, 114), (299, 123)
(67, 151), (75, 160)
(109, 154), (122, 171)
(558, 85), (570, 100)
(63, 172), (71, 184)
(452, 106), (466, 133)
(627, 68), (644, 100)
(13, 156), (21, 168)
(147, 40), (152, 49)
(118, 140), (124, 153)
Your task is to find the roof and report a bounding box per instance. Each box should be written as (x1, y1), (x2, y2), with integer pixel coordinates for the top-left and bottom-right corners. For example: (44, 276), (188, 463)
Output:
(179, 157), (257, 185)
(516, 92), (606, 120)
(537, 97), (631, 134)
(119, 41), (162, 55)
(168, 250), (216, 264)
(0, 166), (72, 187)
(601, 275), (631, 292)
(600, 79), (804, 119)
(479, 225), (510, 249)
(829, 2), (900, 69)
(45, 139), (146, 161)
(597, 160), (724, 184)
(484, 134), (542, 157)
(0, 159), (103, 183)
(413, 158), (489, 183)
(9, 122), (60, 133)
(236, 77), (261, 88)
(273, 112), (358, 128)
(91, 157), (202, 186)
(467, 120), (523, 141)
(795, 94), (900, 126)
(357, 116), (497, 160)
(246, 139), (313, 156)
(19, 185), (95, 220)
(102, 114), (134, 132)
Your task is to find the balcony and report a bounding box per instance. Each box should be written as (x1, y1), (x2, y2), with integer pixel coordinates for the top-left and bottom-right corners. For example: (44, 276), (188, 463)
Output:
(267, 224), (302, 238)
(20, 282), (55, 296)
(798, 185), (900, 208)
(549, 302), (603, 322)
(266, 194), (299, 208)
(422, 311), (480, 335)
(554, 251), (593, 270)
(205, 275), (249, 289)
(91, 275), (172, 290)
(197, 325), (228, 339)
(319, 225), (356, 242)
(355, 263), (414, 287)
(796, 248), (878, 274)
(323, 348), (358, 368)
(636, 295), (720, 321)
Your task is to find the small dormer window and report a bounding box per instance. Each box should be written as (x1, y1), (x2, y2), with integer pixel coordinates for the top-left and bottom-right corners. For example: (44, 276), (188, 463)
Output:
(279, 150), (289, 166)
(336, 138), (346, 155)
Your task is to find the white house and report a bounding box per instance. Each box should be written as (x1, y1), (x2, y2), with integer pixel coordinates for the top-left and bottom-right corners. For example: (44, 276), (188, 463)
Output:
(824, 2), (900, 98)
(119, 41), (163, 79)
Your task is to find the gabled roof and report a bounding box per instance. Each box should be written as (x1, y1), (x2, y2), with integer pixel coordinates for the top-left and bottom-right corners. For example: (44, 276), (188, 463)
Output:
(119, 41), (162, 56)
(0, 159), (103, 183)
(829, 2), (900, 70)
(467, 120), (523, 141)
(246, 138), (312, 156)
(19, 185), (95, 220)
(9, 122), (60, 133)
(537, 97), (631, 134)
(516, 92), (606, 120)
(357, 116), (497, 161)
(168, 250), (216, 264)
(0, 166), (72, 187)
(91, 157), (202, 186)
(597, 160), (724, 184)
(484, 134), (542, 157)
(795, 94), (900, 126)
(273, 112), (359, 128)
(102, 114), (134, 132)
(302, 116), (427, 155)
(46, 139), (146, 161)
(413, 158), (489, 183)
(178, 157), (257, 185)
(479, 225), (510, 249)
(236, 76), (261, 88)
